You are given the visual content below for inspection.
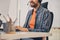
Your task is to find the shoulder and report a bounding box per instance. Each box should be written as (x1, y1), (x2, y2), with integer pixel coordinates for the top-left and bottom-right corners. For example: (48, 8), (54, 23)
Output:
(26, 9), (33, 17)
(28, 9), (33, 13)
(40, 7), (51, 18)
(27, 9), (33, 15)
(38, 6), (50, 15)
(41, 7), (50, 15)
(41, 7), (50, 13)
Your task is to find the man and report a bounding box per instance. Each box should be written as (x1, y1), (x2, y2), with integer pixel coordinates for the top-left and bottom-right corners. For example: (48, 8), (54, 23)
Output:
(16, 0), (52, 40)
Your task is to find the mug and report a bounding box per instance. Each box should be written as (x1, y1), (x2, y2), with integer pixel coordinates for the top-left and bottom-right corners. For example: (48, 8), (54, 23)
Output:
(3, 22), (16, 33)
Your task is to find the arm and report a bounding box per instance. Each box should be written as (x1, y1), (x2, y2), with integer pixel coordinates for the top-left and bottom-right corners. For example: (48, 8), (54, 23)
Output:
(16, 10), (31, 32)
(16, 26), (29, 32)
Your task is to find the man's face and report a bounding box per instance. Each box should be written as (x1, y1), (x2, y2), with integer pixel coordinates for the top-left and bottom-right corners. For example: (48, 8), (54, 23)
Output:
(30, 0), (39, 8)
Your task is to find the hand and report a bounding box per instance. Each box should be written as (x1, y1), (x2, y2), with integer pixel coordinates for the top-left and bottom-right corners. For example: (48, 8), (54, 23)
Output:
(20, 27), (29, 32)
(16, 26), (29, 32)
(16, 26), (22, 29)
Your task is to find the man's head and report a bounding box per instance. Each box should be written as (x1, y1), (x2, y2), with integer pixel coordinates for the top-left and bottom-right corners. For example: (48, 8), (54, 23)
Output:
(30, 0), (42, 8)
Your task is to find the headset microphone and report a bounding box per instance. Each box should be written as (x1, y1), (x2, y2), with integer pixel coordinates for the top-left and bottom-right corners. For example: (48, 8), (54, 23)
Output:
(27, 1), (29, 5)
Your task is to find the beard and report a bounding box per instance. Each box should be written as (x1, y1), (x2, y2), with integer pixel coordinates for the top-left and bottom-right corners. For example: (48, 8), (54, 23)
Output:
(30, 1), (38, 8)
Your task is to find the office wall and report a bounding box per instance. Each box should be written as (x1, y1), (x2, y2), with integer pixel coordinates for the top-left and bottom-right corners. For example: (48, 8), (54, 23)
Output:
(0, 0), (10, 22)
(0, 0), (19, 27)
(19, 0), (60, 27)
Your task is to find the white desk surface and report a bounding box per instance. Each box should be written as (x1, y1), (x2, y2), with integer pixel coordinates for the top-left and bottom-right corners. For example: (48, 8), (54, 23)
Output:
(0, 31), (51, 40)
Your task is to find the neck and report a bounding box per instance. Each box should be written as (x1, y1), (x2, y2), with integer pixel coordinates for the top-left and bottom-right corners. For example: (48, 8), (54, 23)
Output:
(34, 3), (40, 11)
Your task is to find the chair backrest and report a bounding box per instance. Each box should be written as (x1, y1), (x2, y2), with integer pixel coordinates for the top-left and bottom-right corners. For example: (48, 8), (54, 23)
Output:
(0, 20), (2, 27)
(49, 12), (54, 32)
(41, 2), (54, 32)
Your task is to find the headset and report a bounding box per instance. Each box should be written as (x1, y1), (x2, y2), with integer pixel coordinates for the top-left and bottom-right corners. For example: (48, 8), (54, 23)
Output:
(38, 0), (42, 3)
(27, 0), (42, 5)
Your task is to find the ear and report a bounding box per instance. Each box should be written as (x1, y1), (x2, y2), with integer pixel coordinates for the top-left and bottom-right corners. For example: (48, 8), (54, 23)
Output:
(41, 2), (48, 9)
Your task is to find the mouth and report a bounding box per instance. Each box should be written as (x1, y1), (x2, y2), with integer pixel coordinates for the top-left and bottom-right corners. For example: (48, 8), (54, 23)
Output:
(30, 1), (35, 4)
(30, 1), (38, 8)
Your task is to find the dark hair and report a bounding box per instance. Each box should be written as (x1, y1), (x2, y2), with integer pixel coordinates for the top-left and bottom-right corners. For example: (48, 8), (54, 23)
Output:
(38, 0), (42, 3)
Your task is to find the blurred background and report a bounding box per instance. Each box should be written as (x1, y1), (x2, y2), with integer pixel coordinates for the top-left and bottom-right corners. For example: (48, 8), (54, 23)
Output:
(0, 0), (60, 40)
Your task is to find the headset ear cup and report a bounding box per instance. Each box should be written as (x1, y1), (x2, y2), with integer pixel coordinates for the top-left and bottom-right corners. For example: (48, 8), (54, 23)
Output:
(38, 0), (42, 3)
(38, 0), (40, 2)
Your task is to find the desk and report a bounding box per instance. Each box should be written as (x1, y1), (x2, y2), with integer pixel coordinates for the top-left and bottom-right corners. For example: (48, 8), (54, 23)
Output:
(0, 32), (51, 40)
